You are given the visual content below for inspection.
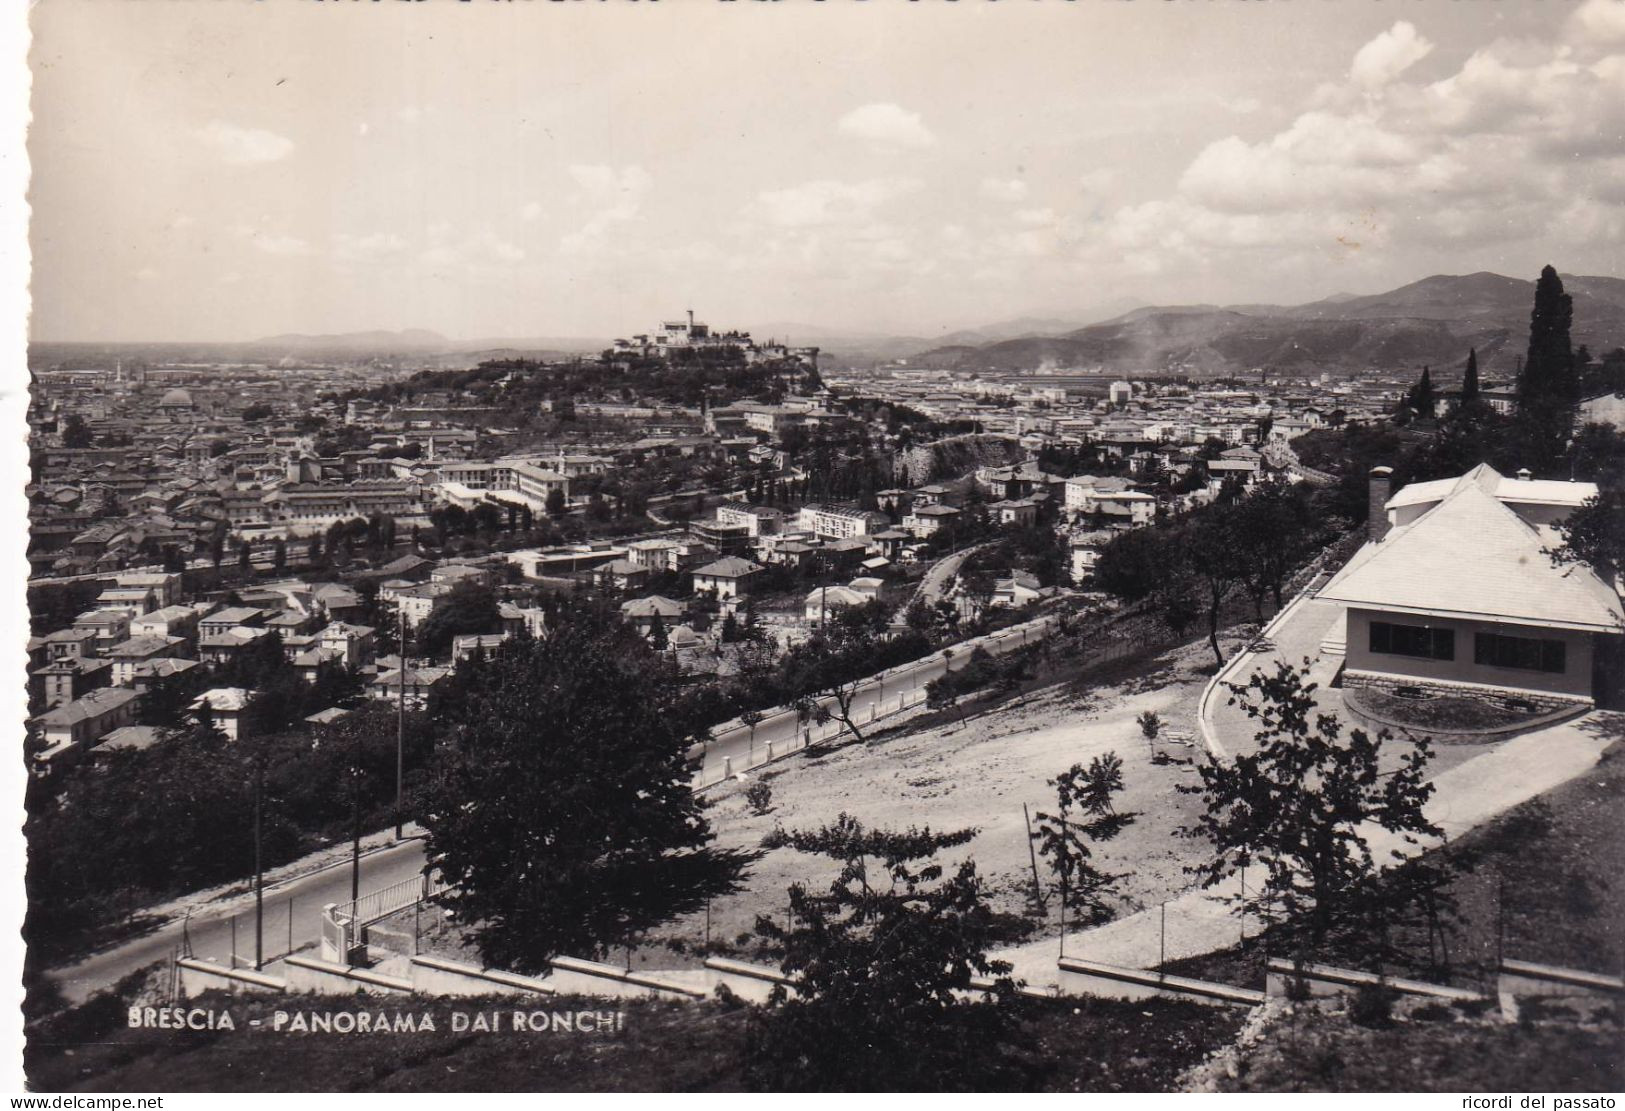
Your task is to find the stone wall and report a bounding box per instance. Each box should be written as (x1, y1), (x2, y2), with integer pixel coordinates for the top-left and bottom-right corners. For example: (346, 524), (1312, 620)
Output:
(1341, 668), (1591, 714)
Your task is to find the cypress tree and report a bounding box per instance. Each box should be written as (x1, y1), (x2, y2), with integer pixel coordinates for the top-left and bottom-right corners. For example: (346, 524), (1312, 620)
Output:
(1519, 265), (1578, 461)
(1414, 366), (1435, 418)
(1461, 348), (1480, 407)
(1520, 265), (1575, 409)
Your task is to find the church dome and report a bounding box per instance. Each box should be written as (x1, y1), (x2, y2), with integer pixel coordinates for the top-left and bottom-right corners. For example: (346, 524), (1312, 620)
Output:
(159, 387), (194, 408)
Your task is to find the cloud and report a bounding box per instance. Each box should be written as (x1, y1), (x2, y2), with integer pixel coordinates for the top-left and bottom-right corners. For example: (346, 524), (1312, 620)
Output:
(334, 232), (408, 263)
(1085, 18), (1625, 284)
(836, 103), (936, 149)
(520, 201), (543, 223)
(1077, 168), (1117, 195)
(560, 164), (652, 255)
(1345, 21), (1436, 88)
(1568, 0), (1625, 47)
(981, 177), (1029, 202)
(1350, 21), (1433, 88)
(418, 228), (526, 270)
(231, 225), (310, 256)
(751, 178), (921, 229)
(196, 122), (294, 165)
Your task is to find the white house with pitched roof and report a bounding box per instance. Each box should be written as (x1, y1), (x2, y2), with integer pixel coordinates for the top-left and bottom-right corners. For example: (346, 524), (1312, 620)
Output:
(1318, 464), (1622, 709)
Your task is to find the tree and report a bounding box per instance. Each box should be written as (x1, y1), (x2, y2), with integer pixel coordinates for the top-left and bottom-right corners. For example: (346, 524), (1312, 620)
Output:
(1136, 710), (1162, 748)
(60, 414), (93, 449)
(418, 609), (751, 972)
(415, 582), (501, 658)
(1521, 265), (1576, 407)
(1231, 479), (1318, 615)
(1518, 265), (1579, 463)
(1184, 661), (1440, 950)
(646, 611), (669, 651)
(1408, 367), (1436, 420)
(1030, 755), (1135, 930)
(745, 814), (1029, 1091)
(1460, 347), (1481, 409)
(1183, 506), (1249, 667)
(781, 606), (927, 745)
(1551, 491), (1625, 588)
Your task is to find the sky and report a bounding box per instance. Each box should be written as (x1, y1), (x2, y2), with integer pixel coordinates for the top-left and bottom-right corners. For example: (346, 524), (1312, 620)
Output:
(24, 0), (1625, 344)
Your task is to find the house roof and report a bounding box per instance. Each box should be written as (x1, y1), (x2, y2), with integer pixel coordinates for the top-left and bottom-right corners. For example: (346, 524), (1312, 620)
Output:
(621, 595), (688, 618)
(372, 666), (451, 688)
(100, 725), (165, 752)
(1387, 462), (1598, 512)
(36, 686), (140, 726)
(204, 606), (264, 625)
(1319, 481), (1624, 633)
(693, 556), (764, 578)
(193, 687), (252, 712)
(807, 586), (868, 607)
(106, 635), (181, 658)
(131, 658), (198, 680)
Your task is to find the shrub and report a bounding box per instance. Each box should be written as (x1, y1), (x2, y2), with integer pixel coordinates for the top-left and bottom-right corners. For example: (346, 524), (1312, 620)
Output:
(1348, 983), (1397, 1028)
(1410, 1001), (1453, 1023)
(1137, 710), (1162, 741)
(745, 781), (774, 816)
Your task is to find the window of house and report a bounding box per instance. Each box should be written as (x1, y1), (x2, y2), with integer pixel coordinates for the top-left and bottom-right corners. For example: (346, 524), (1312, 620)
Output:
(1474, 632), (1566, 674)
(1369, 620), (1455, 661)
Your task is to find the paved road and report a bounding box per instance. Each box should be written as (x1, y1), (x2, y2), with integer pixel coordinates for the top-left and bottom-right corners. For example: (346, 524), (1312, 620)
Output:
(912, 543), (985, 608)
(692, 613), (1060, 784)
(50, 612), (1063, 1000)
(46, 837), (429, 1005)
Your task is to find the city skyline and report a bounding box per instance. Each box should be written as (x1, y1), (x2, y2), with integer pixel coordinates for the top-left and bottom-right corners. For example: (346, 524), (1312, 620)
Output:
(26, 0), (1625, 344)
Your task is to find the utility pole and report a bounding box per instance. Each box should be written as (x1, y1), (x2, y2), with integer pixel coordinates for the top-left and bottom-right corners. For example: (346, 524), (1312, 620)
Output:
(253, 742), (264, 970)
(350, 725), (362, 904)
(396, 606), (406, 840)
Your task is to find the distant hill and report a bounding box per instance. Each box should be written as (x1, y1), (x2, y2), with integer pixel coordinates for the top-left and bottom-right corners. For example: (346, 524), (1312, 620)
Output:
(910, 272), (1625, 377)
(749, 300), (1145, 363)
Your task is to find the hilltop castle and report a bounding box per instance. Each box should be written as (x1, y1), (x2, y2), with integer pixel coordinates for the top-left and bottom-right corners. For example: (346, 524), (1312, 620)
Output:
(612, 310), (819, 370)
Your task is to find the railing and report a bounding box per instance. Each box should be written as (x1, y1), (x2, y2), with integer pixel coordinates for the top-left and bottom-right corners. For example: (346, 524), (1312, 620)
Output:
(323, 871), (447, 964)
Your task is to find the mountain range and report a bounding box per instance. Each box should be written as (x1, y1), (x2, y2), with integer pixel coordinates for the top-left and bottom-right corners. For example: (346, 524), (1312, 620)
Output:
(906, 272), (1625, 378)
(225, 272), (1625, 376)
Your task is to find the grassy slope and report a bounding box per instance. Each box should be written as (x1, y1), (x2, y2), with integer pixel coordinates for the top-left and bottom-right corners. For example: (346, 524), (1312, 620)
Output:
(1163, 735), (1625, 991)
(1212, 1007), (1623, 1093)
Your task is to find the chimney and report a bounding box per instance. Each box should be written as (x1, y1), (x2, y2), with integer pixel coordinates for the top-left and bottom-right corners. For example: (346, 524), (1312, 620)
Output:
(1368, 465), (1393, 542)
(1516, 468), (1532, 481)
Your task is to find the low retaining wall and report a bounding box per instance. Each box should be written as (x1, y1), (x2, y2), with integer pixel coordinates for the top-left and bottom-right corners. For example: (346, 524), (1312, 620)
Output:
(409, 955), (556, 999)
(1057, 957), (1263, 1008)
(1264, 958), (1486, 1003)
(704, 956), (795, 1004)
(1499, 959), (1625, 1000)
(283, 954), (413, 996)
(1340, 671), (1591, 717)
(544, 955), (708, 1000)
(177, 958), (286, 998)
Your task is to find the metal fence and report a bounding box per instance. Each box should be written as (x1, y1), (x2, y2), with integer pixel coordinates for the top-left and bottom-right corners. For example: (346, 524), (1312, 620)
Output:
(324, 870), (447, 963)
